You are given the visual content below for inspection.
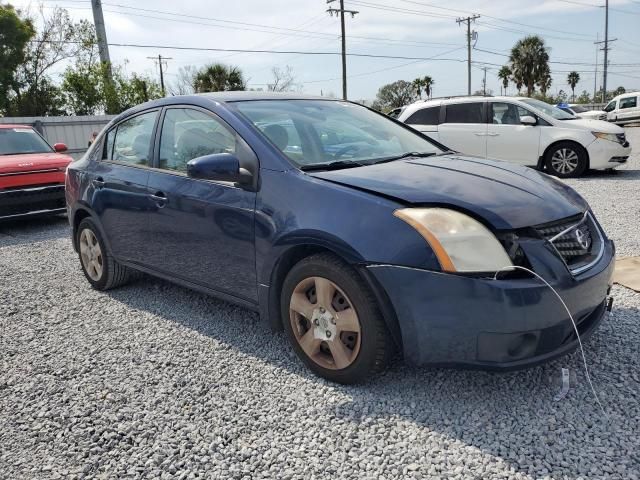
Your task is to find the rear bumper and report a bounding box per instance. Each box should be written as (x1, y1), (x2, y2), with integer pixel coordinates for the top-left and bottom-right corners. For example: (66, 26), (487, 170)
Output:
(367, 239), (615, 369)
(0, 184), (66, 220)
(587, 139), (632, 170)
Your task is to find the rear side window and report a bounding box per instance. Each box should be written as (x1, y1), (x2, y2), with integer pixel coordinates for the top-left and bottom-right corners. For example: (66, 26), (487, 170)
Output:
(619, 97), (637, 109)
(405, 106), (440, 125)
(104, 111), (157, 166)
(444, 103), (484, 124)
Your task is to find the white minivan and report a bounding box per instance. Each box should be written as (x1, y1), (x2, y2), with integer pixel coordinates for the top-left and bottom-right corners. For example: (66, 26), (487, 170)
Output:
(604, 92), (640, 125)
(397, 96), (631, 178)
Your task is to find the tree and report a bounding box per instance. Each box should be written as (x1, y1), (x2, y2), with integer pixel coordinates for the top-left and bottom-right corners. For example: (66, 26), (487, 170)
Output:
(412, 76), (435, 99)
(567, 71), (580, 101)
(498, 66), (511, 95)
(0, 4), (35, 114)
(371, 80), (417, 111)
(268, 65), (299, 92)
(576, 90), (592, 104)
(537, 68), (552, 96)
(8, 5), (96, 116)
(193, 63), (246, 93)
(168, 65), (197, 96)
(509, 35), (550, 97)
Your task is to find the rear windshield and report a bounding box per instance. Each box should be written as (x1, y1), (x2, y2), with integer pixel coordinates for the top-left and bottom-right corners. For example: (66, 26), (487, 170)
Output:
(570, 105), (588, 113)
(0, 128), (53, 155)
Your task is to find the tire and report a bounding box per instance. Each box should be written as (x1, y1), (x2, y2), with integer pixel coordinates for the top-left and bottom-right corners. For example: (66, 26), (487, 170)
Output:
(76, 217), (133, 291)
(281, 253), (392, 384)
(545, 141), (588, 178)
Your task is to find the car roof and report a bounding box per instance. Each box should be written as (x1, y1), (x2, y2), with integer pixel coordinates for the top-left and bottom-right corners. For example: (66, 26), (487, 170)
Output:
(0, 124), (32, 129)
(399, 95), (530, 118)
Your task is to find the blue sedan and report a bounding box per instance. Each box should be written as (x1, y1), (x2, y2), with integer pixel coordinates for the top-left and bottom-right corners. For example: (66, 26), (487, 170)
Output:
(66, 92), (614, 384)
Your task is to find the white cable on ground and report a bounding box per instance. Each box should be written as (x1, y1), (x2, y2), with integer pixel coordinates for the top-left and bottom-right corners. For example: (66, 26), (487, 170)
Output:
(493, 265), (608, 419)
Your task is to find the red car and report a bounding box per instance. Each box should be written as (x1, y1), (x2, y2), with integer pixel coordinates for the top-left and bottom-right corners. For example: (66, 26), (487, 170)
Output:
(0, 124), (72, 220)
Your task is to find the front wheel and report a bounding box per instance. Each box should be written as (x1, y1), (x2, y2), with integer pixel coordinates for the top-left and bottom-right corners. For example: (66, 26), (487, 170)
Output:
(281, 253), (392, 384)
(545, 142), (587, 178)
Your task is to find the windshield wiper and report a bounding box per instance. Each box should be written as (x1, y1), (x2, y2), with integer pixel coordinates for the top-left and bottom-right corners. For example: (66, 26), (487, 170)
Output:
(300, 160), (366, 171)
(371, 151), (437, 164)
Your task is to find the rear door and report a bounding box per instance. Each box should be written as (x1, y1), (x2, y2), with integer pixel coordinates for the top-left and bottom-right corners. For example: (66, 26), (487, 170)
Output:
(403, 105), (441, 142)
(486, 102), (541, 166)
(89, 110), (158, 264)
(437, 102), (487, 157)
(145, 106), (258, 302)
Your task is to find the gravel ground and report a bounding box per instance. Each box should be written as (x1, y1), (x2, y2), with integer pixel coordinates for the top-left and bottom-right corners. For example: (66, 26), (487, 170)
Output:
(1, 127), (639, 480)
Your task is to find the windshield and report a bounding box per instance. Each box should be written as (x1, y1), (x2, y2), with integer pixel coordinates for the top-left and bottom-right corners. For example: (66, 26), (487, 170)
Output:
(570, 105), (588, 113)
(0, 128), (53, 155)
(233, 100), (442, 168)
(520, 98), (576, 120)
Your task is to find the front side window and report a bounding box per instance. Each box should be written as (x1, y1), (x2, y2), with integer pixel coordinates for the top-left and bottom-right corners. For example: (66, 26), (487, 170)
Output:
(233, 100), (442, 168)
(604, 100), (617, 112)
(619, 97), (637, 109)
(519, 98), (575, 120)
(405, 106), (440, 125)
(105, 111), (157, 166)
(0, 128), (53, 155)
(159, 108), (236, 172)
(444, 103), (484, 124)
(490, 103), (533, 125)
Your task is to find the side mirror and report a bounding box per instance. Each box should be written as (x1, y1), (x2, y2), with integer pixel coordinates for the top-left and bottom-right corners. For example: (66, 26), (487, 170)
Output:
(53, 143), (68, 152)
(187, 153), (252, 184)
(520, 115), (537, 126)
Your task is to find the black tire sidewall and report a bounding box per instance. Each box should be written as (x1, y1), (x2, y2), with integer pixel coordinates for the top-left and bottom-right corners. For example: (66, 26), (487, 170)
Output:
(281, 255), (386, 384)
(545, 141), (587, 178)
(76, 218), (110, 290)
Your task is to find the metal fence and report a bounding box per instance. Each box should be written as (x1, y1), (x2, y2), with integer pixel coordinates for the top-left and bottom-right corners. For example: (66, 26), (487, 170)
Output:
(0, 115), (115, 159)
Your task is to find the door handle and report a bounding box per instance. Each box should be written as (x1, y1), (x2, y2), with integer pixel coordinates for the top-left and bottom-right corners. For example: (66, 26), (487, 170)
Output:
(92, 177), (105, 188)
(487, 133), (500, 137)
(150, 192), (167, 207)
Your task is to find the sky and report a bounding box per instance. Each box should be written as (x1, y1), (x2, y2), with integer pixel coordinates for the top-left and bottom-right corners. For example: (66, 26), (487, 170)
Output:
(9, 0), (640, 101)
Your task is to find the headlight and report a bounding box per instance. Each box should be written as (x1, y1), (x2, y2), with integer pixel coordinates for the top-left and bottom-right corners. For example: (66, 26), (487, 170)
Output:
(592, 132), (619, 143)
(394, 208), (513, 272)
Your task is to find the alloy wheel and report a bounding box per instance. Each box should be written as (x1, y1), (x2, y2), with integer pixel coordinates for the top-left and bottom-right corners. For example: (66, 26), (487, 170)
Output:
(288, 276), (361, 370)
(551, 148), (579, 175)
(79, 228), (103, 281)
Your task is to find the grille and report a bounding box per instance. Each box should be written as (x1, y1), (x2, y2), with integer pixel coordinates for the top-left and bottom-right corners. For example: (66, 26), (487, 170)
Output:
(0, 185), (65, 218)
(535, 213), (603, 273)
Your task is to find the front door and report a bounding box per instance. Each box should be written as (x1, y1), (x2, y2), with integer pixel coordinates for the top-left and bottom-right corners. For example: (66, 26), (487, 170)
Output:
(90, 110), (158, 264)
(145, 106), (258, 302)
(486, 102), (541, 166)
(437, 102), (487, 158)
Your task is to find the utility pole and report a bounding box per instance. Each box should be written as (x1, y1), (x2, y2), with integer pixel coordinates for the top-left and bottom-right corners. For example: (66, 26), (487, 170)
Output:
(482, 67), (488, 95)
(327, 0), (358, 100)
(91, 0), (116, 113)
(148, 55), (172, 97)
(593, 33), (599, 104)
(456, 14), (480, 96)
(603, 0), (609, 102)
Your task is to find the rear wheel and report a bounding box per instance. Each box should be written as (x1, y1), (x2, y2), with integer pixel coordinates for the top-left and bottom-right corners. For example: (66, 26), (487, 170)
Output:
(281, 253), (392, 384)
(76, 218), (134, 290)
(545, 141), (587, 178)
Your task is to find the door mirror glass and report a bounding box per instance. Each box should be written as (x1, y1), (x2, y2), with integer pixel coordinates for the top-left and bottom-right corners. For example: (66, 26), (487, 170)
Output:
(53, 142), (68, 152)
(520, 115), (537, 126)
(187, 153), (252, 184)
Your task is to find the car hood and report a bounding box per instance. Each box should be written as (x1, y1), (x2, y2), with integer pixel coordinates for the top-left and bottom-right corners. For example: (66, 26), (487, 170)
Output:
(557, 118), (622, 133)
(0, 152), (73, 174)
(308, 154), (588, 230)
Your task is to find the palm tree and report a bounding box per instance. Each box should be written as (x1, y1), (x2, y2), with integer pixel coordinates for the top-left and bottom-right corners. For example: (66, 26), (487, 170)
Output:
(509, 35), (550, 97)
(193, 63), (246, 93)
(498, 66), (511, 95)
(538, 71), (552, 97)
(412, 78), (424, 99)
(567, 71), (580, 101)
(423, 76), (434, 99)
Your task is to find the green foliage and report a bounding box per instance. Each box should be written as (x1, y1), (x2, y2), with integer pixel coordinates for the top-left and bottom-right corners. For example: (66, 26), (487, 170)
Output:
(372, 80), (418, 111)
(193, 63), (246, 92)
(0, 3), (35, 114)
(509, 35), (550, 97)
(498, 66), (511, 94)
(567, 71), (580, 101)
(575, 90), (592, 104)
(412, 76), (434, 99)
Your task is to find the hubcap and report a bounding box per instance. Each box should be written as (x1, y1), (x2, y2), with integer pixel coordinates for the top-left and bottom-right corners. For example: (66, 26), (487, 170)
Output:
(289, 276), (361, 370)
(79, 228), (103, 281)
(551, 148), (579, 174)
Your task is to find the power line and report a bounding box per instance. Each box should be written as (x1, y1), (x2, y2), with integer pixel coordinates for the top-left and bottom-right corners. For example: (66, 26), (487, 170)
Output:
(147, 54), (172, 96)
